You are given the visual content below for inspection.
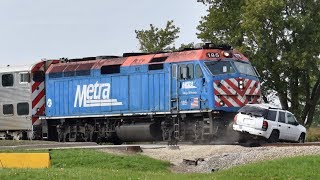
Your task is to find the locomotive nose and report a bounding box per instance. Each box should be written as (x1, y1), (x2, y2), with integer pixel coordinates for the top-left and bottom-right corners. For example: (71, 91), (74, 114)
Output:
(214, 78), (261, 108)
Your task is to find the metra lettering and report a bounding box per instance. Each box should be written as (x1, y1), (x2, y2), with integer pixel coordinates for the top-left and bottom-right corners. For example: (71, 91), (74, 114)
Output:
(74, 81), (123, 107)
(182, 81), (197, 89)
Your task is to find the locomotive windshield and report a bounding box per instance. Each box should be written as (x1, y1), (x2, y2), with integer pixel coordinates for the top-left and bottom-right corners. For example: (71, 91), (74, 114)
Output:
(205, 60), (257, 76)
(233, 61), (257, 76)
(205, 61), (235, 75)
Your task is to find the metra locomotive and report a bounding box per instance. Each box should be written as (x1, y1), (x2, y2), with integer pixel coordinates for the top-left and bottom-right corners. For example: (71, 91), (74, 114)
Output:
(0, 43), (261, 143)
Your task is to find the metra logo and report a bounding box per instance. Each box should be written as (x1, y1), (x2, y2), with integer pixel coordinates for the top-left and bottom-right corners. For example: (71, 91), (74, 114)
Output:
(74, 81), (123, 107)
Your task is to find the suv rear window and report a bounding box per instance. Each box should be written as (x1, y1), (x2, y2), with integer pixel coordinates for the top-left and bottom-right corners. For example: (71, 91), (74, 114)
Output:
(238, 105), (268, 118)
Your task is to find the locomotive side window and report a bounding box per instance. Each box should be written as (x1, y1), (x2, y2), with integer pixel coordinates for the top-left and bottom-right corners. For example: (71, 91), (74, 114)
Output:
(179, 64), (186, 79)
(101, 65), (120, 74)
(20, 72), (30, 83)
(33, 71), (45, 82)
(187, 64), (194, 79)
(17, 102), (29, 115)
(179, 64), (194, 80)
(2, 74), (14, 87)
(3, 104), (13, 115)
(172, 64), (177, 78)
(195, 64), (203, 78)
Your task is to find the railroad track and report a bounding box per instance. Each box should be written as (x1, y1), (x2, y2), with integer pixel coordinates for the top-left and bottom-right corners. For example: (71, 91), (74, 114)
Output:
(0, 141), (319, 150)
(262, 142), (320, 147)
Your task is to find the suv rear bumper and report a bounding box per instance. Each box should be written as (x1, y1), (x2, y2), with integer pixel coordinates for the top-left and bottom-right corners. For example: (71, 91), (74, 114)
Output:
(233, 124), (269, 139)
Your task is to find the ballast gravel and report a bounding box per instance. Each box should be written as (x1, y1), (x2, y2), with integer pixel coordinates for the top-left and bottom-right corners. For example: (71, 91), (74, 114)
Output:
(141, 145), (320, 173)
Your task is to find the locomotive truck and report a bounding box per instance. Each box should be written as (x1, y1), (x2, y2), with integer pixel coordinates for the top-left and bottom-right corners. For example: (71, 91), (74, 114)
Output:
(0, 43), (261, 143)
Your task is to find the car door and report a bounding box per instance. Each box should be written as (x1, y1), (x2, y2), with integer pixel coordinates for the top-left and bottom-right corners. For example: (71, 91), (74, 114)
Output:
(277, 110), (288, 140)
(286, 112), (300, 141)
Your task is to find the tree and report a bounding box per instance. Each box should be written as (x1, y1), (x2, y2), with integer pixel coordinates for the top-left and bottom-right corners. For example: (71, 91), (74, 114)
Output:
(197, 0), (320, 126)
(135, 20), (180, 53)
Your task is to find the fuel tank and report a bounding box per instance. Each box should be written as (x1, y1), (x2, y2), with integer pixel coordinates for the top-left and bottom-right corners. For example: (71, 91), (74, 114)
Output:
(115, 123), (162, 142)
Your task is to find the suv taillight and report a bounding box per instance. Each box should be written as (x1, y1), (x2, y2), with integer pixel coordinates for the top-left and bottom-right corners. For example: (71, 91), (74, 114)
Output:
(234, 114), (238, 125)
(262, 120), (268, 131)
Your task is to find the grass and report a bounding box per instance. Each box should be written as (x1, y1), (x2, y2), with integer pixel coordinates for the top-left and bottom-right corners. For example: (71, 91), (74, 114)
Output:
(306, 127), (320, 142)
(0, 149), (319, 179)
(213, 155), (320, 179)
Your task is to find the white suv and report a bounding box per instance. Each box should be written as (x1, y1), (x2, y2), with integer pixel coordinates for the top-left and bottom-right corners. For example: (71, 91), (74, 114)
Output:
(233, 104), (306, 143)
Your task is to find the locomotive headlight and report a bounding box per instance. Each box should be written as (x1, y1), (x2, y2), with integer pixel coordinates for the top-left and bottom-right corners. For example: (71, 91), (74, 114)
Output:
(239, 84), (244, 89)
(239, 80), (244, 85)
(223, 51), (232, 58)
(219, 101), (225, 106)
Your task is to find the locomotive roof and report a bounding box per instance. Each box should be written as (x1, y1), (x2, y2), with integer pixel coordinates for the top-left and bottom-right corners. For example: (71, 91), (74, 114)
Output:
(46, 48), (249, 74)
(0, 64), (33, 73)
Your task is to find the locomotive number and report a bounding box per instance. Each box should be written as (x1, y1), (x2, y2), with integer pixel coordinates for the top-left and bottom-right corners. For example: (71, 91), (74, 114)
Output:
(206, 52), (220, 58)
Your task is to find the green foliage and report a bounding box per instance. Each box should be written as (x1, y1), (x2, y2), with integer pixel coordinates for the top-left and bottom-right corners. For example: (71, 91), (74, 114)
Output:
(197, 0), (320, 126)
(135, 20), (180, 53)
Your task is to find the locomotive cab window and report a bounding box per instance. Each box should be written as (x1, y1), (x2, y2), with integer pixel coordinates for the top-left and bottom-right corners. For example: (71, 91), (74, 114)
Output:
(179, 64), (194, 80)
(3, 104), (13, 115)
(17, 102), (29, 116)
(2, 74), (14, 87)
(19, 72), (30, 83)
(205, 61), (235, 75)
(195, 64), (203, 78)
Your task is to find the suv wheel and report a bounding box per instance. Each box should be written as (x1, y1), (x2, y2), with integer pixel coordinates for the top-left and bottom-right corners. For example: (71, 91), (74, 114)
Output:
(298, 133), (305, 143)
(268, 130), (279, 143)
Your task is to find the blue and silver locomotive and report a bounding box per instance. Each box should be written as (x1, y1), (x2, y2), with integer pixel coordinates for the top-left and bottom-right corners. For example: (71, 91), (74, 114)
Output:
(41, 44), (261, 143)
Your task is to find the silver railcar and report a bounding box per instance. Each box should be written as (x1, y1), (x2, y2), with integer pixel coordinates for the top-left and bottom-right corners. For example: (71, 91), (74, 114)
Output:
(0, 61), (56, 140)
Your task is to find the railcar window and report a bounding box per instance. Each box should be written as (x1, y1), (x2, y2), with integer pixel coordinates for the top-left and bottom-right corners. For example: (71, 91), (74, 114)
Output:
(149, 64), (163, 70)
(101, 65), (120, 74)
(2, 74), (14, 87)
(20, 73), (30, 83)
(195, 65), (203, 78)
(3, 104), (13, 115)
(33, 71), (45, 82)
(178, 64), (194, 80)
(17, 102), (29, 115)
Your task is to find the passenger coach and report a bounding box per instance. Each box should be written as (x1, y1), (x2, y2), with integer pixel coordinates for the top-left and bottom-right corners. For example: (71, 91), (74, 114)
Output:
(0, 61), (56, 139)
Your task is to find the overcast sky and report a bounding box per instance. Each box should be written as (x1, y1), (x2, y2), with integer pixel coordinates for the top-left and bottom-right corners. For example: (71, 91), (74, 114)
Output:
(0, 1), (207, 66)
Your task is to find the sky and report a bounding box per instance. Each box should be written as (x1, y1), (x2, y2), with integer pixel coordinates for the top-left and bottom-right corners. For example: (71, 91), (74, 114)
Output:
(0, 1), (207, 66)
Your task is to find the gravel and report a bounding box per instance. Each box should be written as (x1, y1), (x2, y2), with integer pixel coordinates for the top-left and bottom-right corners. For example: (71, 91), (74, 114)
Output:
(141, 145), (320, 173)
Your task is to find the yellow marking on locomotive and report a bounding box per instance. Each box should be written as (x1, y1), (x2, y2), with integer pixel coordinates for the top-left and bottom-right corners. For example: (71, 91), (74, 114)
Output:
(0, 153), (50, 168)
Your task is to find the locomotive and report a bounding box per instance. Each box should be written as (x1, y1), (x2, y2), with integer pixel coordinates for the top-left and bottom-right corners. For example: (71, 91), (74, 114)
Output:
(0, 43), (261, 143)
